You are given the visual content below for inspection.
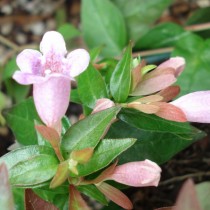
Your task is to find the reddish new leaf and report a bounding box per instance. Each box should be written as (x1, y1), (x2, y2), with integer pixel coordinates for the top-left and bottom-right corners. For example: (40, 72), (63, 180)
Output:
(35, 125), (63, 161)
(153, 102), (187, 122)
(25, 189), (58, 210)
(127, 103), (160, 114)
(69, 185), (90, 210)
(96, 182), (133, 210)
(157, 86), (180, 102)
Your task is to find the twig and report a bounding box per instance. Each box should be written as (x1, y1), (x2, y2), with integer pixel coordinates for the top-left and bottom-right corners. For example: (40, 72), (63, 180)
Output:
(160, 171), (210, 186)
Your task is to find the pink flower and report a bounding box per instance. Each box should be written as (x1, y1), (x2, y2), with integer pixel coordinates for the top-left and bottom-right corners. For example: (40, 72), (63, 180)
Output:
(13, 31), (90, 130)
(131, 57), (185, 96)
(106, 159), (161, 187)
(171, 91), (210, 123)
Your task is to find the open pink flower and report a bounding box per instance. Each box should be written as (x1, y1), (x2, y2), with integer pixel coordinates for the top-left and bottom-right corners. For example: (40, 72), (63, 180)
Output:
(106, 159), (161, 187)
(13, 31), (90, 130)
(131, 57), (185, 96)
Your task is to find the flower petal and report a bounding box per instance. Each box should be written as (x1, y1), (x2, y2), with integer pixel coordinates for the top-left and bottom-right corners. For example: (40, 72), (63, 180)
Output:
(153, 102), (187, 122)
(107, 160), (161, 187)
(40, 31), (67, 56)
(33, 75), (70, 128)
(67, 49), (90, 78)
(157, 57), (185, 77)
(171, 91), (210, 123)
(131, 74), (176, 96)
(16, 49), (42, 74)
(13, 71), (45, 85)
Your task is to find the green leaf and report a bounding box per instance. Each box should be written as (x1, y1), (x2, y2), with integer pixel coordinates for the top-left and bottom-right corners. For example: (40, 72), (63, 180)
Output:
(58, 23), (80, 40)
(112, 0), (172, 42)
(76, 138), (136, 176)
(110, 44), (132, 102)
(105, 109), (204, 164)
(81, 0), (127, 57)
(89, 46), (104, 61)
(196, 182), (210, 210)
(135, 22), (187, 49)
(77, 64), (108, 108)
(4, 97), (41, 145)
(70, 89), (82, 104)
(0, 145), (58, 186)
(3, 57), (17, 80)
(61, 106), (121, 158)
(172, 33), (210, 96)
(77, 185), (108, 205)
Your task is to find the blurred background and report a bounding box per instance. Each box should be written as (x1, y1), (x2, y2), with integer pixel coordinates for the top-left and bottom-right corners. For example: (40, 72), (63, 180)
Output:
(1, 0), (210, 209)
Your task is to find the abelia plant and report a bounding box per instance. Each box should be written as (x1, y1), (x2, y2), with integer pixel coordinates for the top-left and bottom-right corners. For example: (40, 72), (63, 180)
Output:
(1, 30), (210, 209)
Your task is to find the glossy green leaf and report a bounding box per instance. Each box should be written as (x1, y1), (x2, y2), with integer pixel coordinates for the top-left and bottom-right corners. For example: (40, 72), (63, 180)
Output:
(89, 46), (104, 61)
(110, 44), (132, 102)
(61, 106), (121, 158)
(81, 0), (127, 57)
(135, 22), (187, 49)
(4, 98), (41, 145)
(77, 185), (108, 205)
(0, 145), (58, 186)
(76, 138), (136, 176)
(172, 33), (210, 96)
(9, 154), (58, 186)
(70, 89), (82, 104)
(77, 64), (108, 108)
(196, 182), (210, 210)
(106, 119), (204, 165)
(112, 0), (172, 41)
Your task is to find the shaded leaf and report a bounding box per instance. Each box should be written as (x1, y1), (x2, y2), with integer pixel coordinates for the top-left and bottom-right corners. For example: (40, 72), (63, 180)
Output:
(81, 0), (127, 57)
(196, 182), (210, 210)
(112, 0), (172, 41)
(77, 185), (108, 206)
(4, 98), (41, 145)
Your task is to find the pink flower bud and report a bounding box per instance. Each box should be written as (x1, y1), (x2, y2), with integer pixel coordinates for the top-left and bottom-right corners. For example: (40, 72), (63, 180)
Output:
(106, 159), (161, 187)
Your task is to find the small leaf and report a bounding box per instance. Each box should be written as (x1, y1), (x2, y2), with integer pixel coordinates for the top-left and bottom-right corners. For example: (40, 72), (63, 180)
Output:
(35, 125), (63, 161)
(0, 163), (14, 210)
(127, 103), (160, 114)
(110, 43), (132, 102)
(77, 185), (108, 205)
(70, 148), (94, 164)
(77, 64), (108, 108)
(25, 189), (58, 210)
(61, 106), (121, 158)
(50, 161), (69, 189)
(4, 98), (41, 145)
(69, 185), (91, 210)
(96, 182), (133, 209)
(76, 138), (136, 177)
(58, 23), (80, 40)
(157, 85), (180, 102)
